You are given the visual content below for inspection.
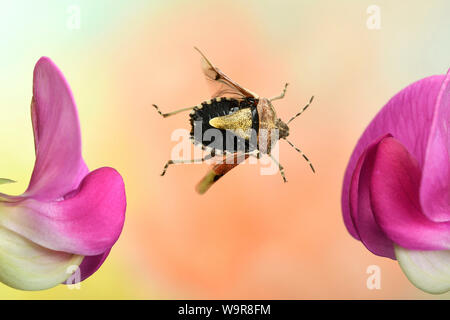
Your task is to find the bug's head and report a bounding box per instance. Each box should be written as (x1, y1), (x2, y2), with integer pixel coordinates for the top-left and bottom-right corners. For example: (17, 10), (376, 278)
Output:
(275, 118), (290, 139)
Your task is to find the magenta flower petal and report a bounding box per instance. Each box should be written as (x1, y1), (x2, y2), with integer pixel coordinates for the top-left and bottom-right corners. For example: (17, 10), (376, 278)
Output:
(349, 134), (395, 259)
(342, 74), (446, 236)
(26, 57), (89, 201)
(0, 57), (127, 290)
(370, 137), (450, 250)
(55, 168), (125, 256)
(342, 70), (450, 294)
(78, 250), (110, 282)
(0, 168), (126, 256)
(420, 72), (450, 222)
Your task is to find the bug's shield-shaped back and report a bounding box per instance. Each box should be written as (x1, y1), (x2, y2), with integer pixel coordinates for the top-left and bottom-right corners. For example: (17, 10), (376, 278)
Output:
(194, 48), (261, 194)
(195, 47), (259, 100)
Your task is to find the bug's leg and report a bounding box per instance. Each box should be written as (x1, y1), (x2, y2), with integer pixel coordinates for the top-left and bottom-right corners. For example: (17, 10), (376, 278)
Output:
(269, 83), (289, 102)
(284, 138), (315, 173)
(268, 153), (287, 183)
(287, 96), (314, 124)
(152, 104), (195, 118)
(247, 149), (261, 160)
(161, 152), (214, 176)
(249, 150), (286, 180)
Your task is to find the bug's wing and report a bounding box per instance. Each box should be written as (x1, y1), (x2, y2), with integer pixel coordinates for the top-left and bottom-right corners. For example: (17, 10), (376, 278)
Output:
(196, 153), (249, 194)
(194, 47), (258, 100)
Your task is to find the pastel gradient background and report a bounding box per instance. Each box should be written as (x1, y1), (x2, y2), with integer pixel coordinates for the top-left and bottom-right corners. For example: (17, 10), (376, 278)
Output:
(0, 0), (449, 299)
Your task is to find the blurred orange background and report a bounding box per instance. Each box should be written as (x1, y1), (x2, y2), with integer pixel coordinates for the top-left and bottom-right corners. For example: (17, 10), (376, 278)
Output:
(0, 0), (449, 299)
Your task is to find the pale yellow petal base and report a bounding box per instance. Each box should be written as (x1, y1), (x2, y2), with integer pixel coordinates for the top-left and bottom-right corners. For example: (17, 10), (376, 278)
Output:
(395, 245), (450, 294)
(0, 226), (83, 291)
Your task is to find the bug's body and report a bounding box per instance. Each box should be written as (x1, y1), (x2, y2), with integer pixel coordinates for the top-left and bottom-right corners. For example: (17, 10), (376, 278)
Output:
(189, 97), (259, 153)
(153, 47), (315, 194)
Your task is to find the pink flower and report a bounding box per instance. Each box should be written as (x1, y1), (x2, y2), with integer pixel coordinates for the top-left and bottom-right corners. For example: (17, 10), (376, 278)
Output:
(342, 70), (450, 294)
(0, 57), (126, 290)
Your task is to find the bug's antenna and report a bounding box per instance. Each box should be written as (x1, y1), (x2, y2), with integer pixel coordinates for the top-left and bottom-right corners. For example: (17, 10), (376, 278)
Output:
(287, 96), (314, 124)
(283, 138), (315, 173)
(270, 83), (289, 102)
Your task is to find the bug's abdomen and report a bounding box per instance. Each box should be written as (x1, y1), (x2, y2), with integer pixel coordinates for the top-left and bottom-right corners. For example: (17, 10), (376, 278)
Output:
(189, 97), (259, 153)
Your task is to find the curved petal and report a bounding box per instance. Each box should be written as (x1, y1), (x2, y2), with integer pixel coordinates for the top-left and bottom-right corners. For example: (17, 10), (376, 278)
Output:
(342, 74), (446, 238)
(77, 250), (110, 282)
(25, 57), (89, 201)
(371, 137), (450, 250)
(0, 226), (83, 290)
(0, 180), (17, 202)
(0, 167), (126, 256)
(420, 69), (450, 222)
(349, 134), (395, 259)
(395, 245), (450, 294)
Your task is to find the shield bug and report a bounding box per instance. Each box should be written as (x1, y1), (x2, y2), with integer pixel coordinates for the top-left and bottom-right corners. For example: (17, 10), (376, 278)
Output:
(153, 47), (315, 194)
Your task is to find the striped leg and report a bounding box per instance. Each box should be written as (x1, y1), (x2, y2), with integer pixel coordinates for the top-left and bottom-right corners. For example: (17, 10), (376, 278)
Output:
(161, 153), (214, 176)
(269, 83), (289, 102)
(247, 149), (261, 160)
(269, 153), (287, 183)
(249, 150), (286, 182)
(284, 139), (315, 173)
(287, 96), (314, 124)
(152, 104), (194, 118)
